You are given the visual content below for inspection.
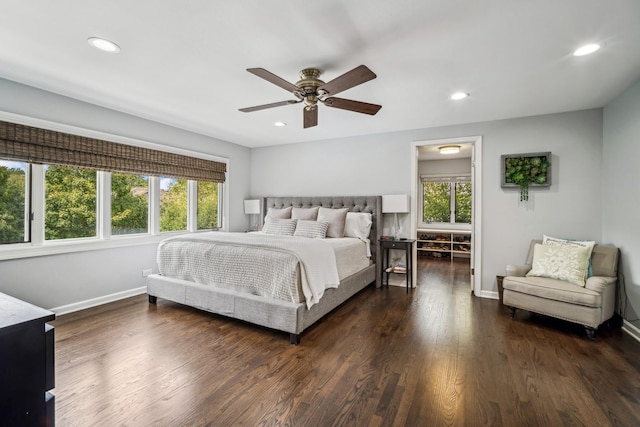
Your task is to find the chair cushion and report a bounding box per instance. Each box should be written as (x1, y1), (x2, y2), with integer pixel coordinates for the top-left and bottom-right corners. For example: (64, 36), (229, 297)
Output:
(503, 275), (601, 308)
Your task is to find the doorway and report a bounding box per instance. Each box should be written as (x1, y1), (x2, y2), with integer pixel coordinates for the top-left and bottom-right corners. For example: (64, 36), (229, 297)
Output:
(410, 136), (482, 295)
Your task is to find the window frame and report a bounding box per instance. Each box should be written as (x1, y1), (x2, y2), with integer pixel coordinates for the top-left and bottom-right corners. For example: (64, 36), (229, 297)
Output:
(0, 113), (228, 261)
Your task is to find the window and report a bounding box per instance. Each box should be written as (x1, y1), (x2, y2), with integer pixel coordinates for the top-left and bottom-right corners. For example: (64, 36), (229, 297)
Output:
(0, 160), (28, 244)
(111, 173), (149, 235)
(422, 178), (471, 225)
(0, 160), (223, 249)
(45, 165), (97, 240)
(197, 181), (220, 230)
(0, 119), (227, 254)
(159, 177), (188, 232)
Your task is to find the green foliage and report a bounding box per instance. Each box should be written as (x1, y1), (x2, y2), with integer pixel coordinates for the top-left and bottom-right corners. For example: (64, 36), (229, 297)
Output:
(423, 182), (451, 223)
(455, 182), (472, 223)
(0, 165), (25, 243)
(423, 181), (472, 224)
(45, 166), (97, 240)
(112, 173), (149, 235)
(1, 163), (219, 243)
(504, 155), (549, 201)
(160, 178), (188, 232)
(197, 181), (218, 229)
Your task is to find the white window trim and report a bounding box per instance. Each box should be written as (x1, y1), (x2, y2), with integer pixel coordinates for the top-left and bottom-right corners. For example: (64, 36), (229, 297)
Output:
(0, 111), (229, 261)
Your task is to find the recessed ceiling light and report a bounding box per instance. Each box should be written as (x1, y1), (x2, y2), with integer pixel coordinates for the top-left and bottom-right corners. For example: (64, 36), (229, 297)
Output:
(450, 92), (469, 101)
(573, 44), (600, 56)
(87, 37), (120, 53)
(274, 121), (287, 127)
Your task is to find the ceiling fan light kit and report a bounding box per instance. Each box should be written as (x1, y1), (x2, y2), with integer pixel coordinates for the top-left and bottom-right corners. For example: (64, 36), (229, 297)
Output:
(240, 65), (382, 128)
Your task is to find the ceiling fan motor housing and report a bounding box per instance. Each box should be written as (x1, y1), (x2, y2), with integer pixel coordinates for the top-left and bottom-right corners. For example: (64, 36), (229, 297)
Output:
(296, 68), (325, 108)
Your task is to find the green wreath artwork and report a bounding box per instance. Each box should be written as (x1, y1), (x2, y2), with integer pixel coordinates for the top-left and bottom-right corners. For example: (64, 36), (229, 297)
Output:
(502, 153), (550, 201)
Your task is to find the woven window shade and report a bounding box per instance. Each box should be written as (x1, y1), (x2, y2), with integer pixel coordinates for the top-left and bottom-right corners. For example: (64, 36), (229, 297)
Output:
(0, 120), (226, 182)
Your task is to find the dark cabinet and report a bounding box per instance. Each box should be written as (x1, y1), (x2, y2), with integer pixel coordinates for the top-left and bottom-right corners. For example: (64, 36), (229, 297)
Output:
(0, 292), (55, 426)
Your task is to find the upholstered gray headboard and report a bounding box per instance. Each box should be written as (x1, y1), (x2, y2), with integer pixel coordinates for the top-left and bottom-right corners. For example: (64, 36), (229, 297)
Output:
(262, 196), (383, 264)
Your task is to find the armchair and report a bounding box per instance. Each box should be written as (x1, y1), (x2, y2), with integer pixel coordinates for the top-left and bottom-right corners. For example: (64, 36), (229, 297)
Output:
(503, 239), (619, 339)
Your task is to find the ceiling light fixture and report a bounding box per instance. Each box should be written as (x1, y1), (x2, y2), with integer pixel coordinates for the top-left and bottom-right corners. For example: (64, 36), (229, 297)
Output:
(439, 145), (461, 155)
(573, 43), (600, 56)
(87, 37), (121, 53)
(274, 121), (287, 127)
(450, 92), (469, 101)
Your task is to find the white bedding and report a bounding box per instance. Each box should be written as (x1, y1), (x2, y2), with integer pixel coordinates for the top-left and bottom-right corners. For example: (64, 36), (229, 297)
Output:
(323, 237), (371, 280)
(157, 232), (358, 308)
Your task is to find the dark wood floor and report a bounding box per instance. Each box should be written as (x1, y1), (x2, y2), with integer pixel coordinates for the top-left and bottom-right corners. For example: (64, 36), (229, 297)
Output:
(51, 258), (640, 426)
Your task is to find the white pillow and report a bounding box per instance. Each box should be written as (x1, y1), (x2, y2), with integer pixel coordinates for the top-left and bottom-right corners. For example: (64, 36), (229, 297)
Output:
(543, 235), (596, 277)
(526, 244), (591, 286)
(344, 212), (372, 240)
(317, 207), (349, 238)
(262, 217), (297, 236)
(291, 207), (319, 220)
(266, 206), (292, 219)
(294, 220), (329, 239)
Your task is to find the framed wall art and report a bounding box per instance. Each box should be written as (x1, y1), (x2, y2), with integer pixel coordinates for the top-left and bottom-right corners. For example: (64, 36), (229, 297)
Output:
(501, 152), (551, 201)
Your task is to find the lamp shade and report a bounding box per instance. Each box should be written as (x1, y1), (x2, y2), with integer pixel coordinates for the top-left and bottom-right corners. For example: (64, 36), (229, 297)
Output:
(382, 194), (410, 213)
(243, 199), (261, 215)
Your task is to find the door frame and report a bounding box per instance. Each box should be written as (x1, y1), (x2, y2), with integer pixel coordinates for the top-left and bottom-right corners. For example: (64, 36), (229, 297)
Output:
(410, 136), (482, 295)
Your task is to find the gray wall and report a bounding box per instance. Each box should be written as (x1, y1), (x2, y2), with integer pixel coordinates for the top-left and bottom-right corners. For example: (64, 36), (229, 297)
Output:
(0, 74), (618, 311)
(418, 158), (472, 176)
(0, 78), (252, 310)
(252, 109), (605, 294)
(603, 78), (640, 328)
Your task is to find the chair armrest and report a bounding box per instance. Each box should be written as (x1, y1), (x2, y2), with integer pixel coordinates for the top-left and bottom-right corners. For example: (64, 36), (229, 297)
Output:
(506, 264), (531, 277)
(585, 276), (617, 293)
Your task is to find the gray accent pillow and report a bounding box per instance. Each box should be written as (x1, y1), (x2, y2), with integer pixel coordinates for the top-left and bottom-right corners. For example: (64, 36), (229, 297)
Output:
(263, 217), (297, 235)
(266, 206), (292, 219)
(294, 220), (329, 239)
(292, 206), (319, 220)
(317, 207), (348, 238)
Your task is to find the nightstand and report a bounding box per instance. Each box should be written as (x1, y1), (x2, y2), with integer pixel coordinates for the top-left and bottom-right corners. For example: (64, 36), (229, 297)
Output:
(379, 238), (416, 293)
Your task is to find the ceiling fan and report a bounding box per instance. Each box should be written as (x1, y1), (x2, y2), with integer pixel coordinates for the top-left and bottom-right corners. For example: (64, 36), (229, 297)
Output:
(239, 65), (382, 128)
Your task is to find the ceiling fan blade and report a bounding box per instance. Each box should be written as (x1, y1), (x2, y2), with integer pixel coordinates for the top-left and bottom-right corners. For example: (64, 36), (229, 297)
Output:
(317, 65), (377, 96)
(304, 107), (318, 128)
(323, 97), (381, 115)
(247, 68), (299, 93)
(239, 100), (299, 113)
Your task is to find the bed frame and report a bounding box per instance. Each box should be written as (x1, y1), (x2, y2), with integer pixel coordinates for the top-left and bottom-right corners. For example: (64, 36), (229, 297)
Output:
(147, 196), (382, 344)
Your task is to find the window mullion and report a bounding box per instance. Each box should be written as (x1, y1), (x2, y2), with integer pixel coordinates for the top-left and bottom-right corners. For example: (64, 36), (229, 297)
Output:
(23, 164), (32, 242)
(97, 171), (111, 240)
(187, 180), (197, 232)
(149, 177), (160, 235)
(30, 164), (45, 245)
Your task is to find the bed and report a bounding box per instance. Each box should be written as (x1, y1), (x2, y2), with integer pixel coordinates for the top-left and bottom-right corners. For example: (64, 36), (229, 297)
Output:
(146, 196), (382, 344)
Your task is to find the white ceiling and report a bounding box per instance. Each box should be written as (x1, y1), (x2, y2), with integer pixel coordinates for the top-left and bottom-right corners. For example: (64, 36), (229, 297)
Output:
(1, 1), (639, 149)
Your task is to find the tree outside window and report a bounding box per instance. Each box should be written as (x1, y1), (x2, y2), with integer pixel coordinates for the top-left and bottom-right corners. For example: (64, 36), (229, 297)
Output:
(423, 180), (471, 225)
(197, 181), (219, 230)
(160, 177), (188, 232)
(112, 173), (149, 235)
(0, 161), (26, 244)
(45, 166), (97, 240)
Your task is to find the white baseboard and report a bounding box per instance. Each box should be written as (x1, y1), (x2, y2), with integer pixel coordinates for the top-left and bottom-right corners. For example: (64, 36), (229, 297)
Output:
(622, 320), (640, 343)
(49, 286), (147, 316)
(477, 290), (499, 299)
